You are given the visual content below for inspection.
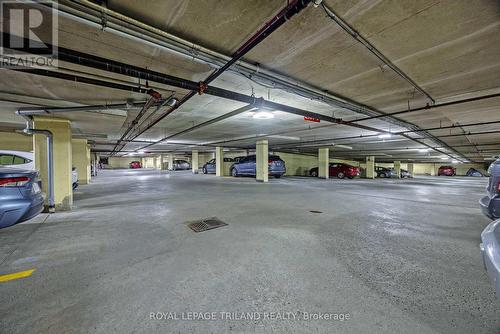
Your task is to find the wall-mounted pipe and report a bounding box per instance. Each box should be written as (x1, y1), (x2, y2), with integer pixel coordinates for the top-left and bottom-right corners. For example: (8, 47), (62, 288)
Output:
(16, 112), (55, 212)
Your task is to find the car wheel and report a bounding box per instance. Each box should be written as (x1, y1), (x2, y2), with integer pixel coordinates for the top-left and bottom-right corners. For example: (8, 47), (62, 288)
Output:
(310, 170), (318, 177)
(347, 176), (353, 179)
(231, 168), (238, 177)
(379, 173), (386, 178)
(275, 174), (281, 179)
(203, 167), (207, 174)
(337, 172), (345, 179)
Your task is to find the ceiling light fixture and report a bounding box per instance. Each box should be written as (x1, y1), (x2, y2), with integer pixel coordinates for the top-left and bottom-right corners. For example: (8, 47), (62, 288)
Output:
(418, 148), (430, 153)
(378, 133), (392, 139)
(252, 111), (274, 119)
(440, 157), (448, 160)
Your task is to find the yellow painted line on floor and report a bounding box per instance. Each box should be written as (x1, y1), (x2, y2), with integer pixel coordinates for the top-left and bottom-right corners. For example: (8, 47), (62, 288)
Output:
(0, 269), (35, 282)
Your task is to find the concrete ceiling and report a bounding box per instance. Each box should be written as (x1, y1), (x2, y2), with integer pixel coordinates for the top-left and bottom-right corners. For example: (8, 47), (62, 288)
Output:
(0, 0), (499, 163)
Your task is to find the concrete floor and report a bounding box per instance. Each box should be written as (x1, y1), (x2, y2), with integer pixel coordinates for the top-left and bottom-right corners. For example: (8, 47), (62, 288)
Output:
(0, 169), (498, 333)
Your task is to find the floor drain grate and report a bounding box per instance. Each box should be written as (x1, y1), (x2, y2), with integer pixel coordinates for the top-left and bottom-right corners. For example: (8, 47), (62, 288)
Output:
(309, 210), (323, 213)
(187, 217), (228, 232)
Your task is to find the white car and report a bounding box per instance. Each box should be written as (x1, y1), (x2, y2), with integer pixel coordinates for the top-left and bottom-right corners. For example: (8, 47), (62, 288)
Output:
(0, 150), (78, 189)
(0, 150), (35, 170)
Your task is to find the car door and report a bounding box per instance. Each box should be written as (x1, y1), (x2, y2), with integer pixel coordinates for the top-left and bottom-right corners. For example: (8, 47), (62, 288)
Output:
(330, 163), (339, 176)
(207, 159), (215, 173)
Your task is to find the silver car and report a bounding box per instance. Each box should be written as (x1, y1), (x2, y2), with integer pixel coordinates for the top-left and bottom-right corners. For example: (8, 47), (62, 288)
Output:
(479, 157), (500, 297)
(480, 219), (500, 297)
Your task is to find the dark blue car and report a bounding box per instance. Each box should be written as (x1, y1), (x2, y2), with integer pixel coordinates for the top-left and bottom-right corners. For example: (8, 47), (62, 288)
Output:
(0, 167), (44, 229)
(202, 157), (234, 174)
(229, 155), (286, 178)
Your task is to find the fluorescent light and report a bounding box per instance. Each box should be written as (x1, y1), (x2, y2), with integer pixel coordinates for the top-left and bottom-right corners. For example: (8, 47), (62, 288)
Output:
(451, 160), (459, 163)
(440, 157), (448, 160)
(252, 111), (274, 119)
(334, 144), (353, 150)
(418, 148), (430, 153)
(378, 133), (392, 139)
(268, 135), (300, 141)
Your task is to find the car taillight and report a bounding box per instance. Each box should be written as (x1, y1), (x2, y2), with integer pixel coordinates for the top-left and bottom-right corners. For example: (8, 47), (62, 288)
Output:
(496, 180), (500, 193)
(268, 159), (272, 164)
(0, 176), (30, 187)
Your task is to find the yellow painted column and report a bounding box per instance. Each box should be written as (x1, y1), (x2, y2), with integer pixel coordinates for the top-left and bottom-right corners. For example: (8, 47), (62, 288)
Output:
(318, 147), (329, 179)
(33, 116), (72, 211)
(394, 160), (401, 178)
(256, 140), (268, 183)
(215, 147), (224, 177)
(365, 156), (375, 179)
(192, 150), (199, 174)
(72, 139), (91, 184)
(407, 163), (414, 176)
(430, 163), (436, 176)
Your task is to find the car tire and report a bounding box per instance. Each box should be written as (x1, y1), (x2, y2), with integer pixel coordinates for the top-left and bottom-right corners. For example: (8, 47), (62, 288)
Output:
(275, 174), (281, 179)
(337, 172), (345, 179)
(203, 167), (207, 174)
(310, 170), (318, 177)
(379, 173), (386, 178)
(231, 168), (238, 177)
(347, 176), (353, 179)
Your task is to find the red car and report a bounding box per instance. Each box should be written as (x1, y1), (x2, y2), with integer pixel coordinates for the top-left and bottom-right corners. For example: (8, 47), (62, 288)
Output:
(309, 163), (360, 179)
(129, 161), (142, 169)
(438, 165), (456, 176)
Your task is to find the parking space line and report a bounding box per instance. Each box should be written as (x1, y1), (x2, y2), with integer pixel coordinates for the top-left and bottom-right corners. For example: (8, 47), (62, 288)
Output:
(0, 269), (36, 282)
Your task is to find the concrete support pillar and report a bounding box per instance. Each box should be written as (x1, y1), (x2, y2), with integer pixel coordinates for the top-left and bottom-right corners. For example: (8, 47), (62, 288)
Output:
(365, 156), (375, 179)
(33, 116), (72, 211)
(407, 163), (414, 176)
(394, 161), (401, 178)
(318, 147), (329, 179)
(256, 140), (269, 183)
(167, 154), (174, 170)
(215, 147), (224, 176)
(430, 163), (436, 176)
(72, 139), (91, 185)
(192, 150), (199, 174)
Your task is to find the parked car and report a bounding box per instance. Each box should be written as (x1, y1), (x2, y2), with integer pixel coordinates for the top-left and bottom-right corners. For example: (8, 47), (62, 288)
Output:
(375, 166), (397, 178)
(172, 159), (190, 170)
(0, 150), (78, 190)
(480, 219), (500, 298)
(229, 154), (285, 178)
(71, 167), (79, 190)
(202, 158), (234, 174)
(129, 161), (142, 169)
(438, 166), (456, 176)
(0, 150), (34, 170)
(0, 167), (45, 229)
(400, 169), (412, 178)
(309, 163), (360, 179)
(466, 168), (483, 177)
(480, 158), (500, 220)
(479, 158), (500, 297)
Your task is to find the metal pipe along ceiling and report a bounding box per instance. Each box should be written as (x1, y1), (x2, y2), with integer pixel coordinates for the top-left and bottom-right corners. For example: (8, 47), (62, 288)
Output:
(48, 1), (474, 159)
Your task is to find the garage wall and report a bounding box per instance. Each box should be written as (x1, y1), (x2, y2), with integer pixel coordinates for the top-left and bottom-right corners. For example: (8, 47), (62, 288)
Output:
(0, 132), (33, 151)
(108, 157), (139, 169)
